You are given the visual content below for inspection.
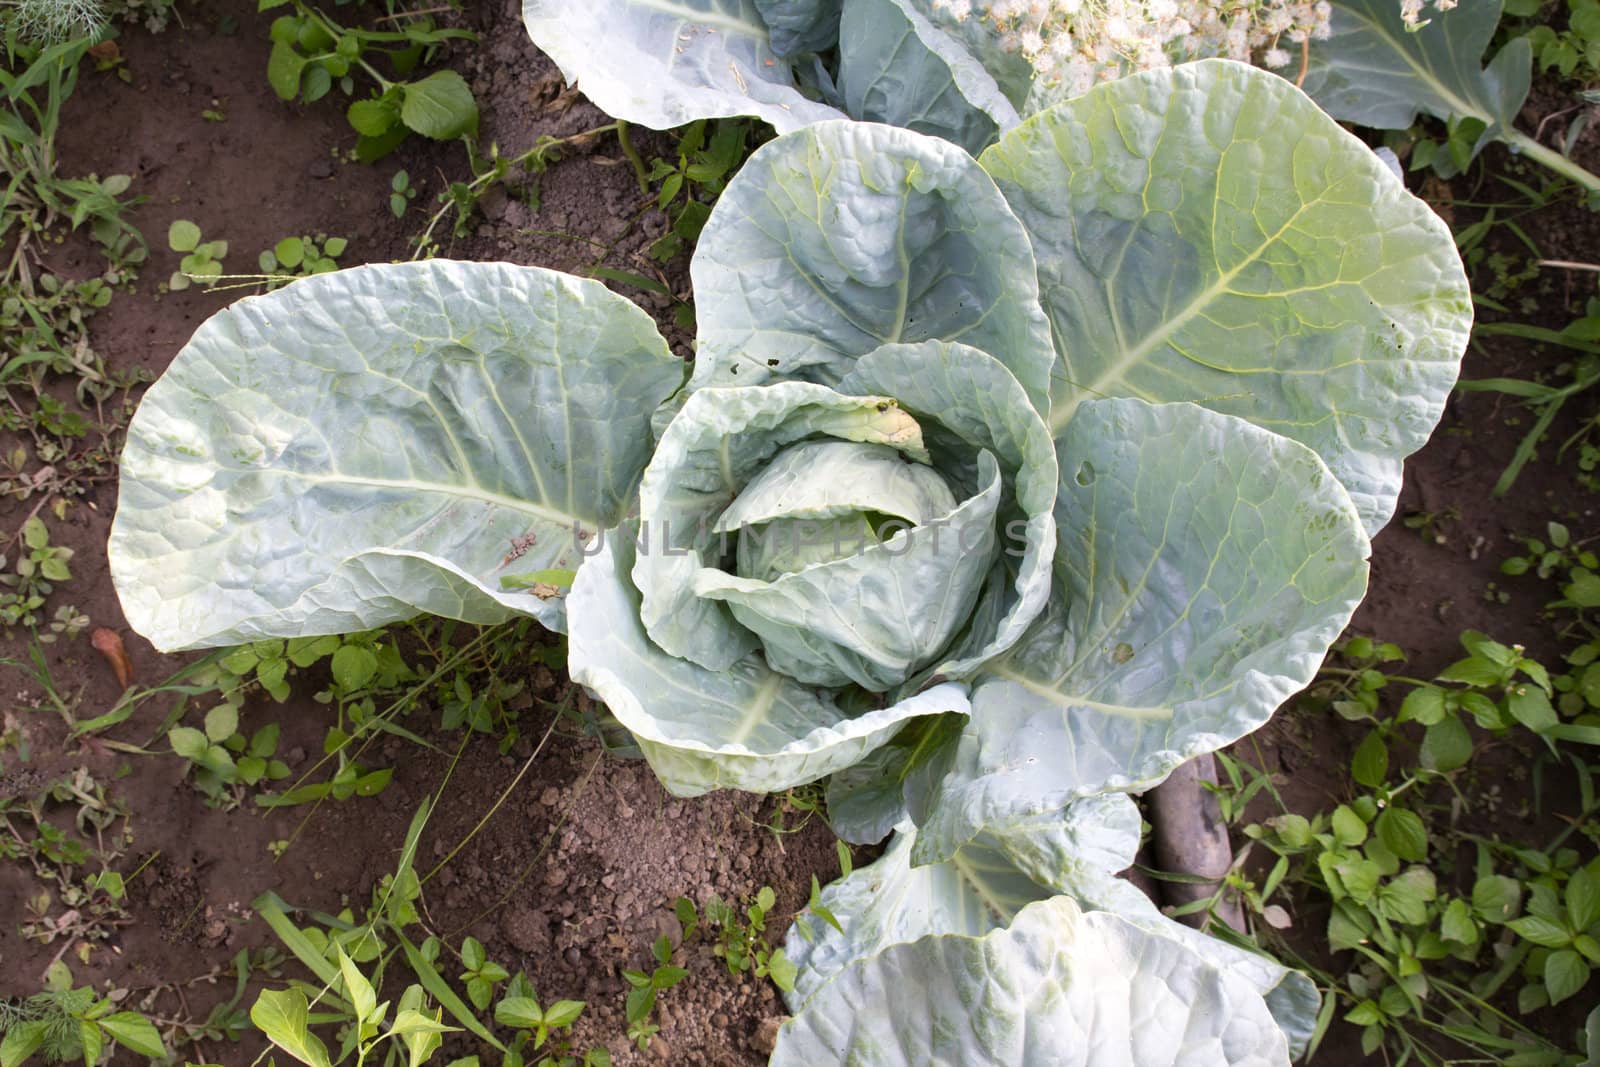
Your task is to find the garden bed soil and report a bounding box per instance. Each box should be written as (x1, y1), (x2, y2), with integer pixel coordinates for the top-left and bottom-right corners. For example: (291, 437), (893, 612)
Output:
(1, 0), (1596, 1063)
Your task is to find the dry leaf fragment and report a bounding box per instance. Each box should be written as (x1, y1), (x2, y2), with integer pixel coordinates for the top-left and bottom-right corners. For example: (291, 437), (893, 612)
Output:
(91, 628), (134, 688)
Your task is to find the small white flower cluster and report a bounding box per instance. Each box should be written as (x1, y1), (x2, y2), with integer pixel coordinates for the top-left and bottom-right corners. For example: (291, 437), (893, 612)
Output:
(1399, 0), (1457, 27)
(928, 0), (1332, 96)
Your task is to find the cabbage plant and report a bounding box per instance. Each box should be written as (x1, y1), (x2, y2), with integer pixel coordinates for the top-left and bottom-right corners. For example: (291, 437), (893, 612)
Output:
(109, 61), (1470, 1062)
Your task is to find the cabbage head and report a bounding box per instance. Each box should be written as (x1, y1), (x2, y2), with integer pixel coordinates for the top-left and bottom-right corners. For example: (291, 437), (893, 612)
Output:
(108, 62), (1471, 1063)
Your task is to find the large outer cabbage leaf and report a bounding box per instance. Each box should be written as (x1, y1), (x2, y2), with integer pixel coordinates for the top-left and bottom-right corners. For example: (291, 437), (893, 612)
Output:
(913, 396), (1370, 863)
(109, 262), (684, 651)
(784, 806), (1320, 1056)
(690, 120), (1054, 417)
(566, 519), (970, 795)
(772, 895), (1293, 1066)
(1301, 0), (1529, 161)
(981, 59), (1471, 533)
(786, 796), (1138, 1002)
(520, 0), (845, 132)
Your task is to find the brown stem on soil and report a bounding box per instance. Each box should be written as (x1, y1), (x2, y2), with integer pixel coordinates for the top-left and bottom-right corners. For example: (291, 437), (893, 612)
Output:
(1147, 752), (1247, 933)
(1540, 259), (1600, 272)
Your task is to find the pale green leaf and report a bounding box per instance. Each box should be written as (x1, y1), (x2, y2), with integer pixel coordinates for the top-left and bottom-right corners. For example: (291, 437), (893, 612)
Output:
(691, 120), (1054, 416)
(521, 0), (844, 132)
(773, 897), (1292, 1065)
(168, 219), (201, 252)
(169, 726), (209, 761)
(109, 262), (684, 651)
(914, 397), (1370, 862)
(981, 59), (1470, 533)
(204, 703), (238, 743)
(0, 1021), (47, 1067)
(250, 988), (332, 1067)
(338, 947), (378, 1024)
(99, 1013), (166, 1059)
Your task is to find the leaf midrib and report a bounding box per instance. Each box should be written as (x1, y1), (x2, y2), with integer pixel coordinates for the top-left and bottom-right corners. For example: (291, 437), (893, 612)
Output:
(265, 470), (599, 531)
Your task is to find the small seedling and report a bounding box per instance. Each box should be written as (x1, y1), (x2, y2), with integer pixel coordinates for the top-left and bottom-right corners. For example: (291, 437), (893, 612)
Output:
(258, 234), (348, 288)
(644, 118), (752, 264)
(1502, 522), (1598, 583)
(621, 935), (687, 1051)
(1, 516), (72, 634)
(167, 219), (227, 290)
(262, 0), (478, 160)
(167, 705), (292, 808)
(682, 887), (798, 993)
(494, 989), (586, 1055)
(253, 948), (462, 1067)
(458, 936), (509, 1010)
(390, 169), (418, 217)
(1401, 506), (1460, 546)
(0, 767), (145, 953)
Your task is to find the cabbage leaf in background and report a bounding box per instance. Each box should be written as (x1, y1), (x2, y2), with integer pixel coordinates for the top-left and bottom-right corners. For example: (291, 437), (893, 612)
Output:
(109, 62), (1470, 1064)
(1298, 0), (1600, 195)
(521, 0), (1027, 152)
(520, 0), (844, 134)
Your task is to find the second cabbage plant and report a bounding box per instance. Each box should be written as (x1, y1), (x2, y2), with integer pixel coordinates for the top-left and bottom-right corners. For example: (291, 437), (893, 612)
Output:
(108, 60), (1470, 1063)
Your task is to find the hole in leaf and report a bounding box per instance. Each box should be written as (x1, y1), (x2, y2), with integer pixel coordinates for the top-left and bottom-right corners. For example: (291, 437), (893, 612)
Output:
(1075, 462), (1095, 486)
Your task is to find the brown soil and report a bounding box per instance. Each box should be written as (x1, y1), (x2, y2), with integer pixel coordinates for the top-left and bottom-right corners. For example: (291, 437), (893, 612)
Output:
(1, 1), (1596, 1065)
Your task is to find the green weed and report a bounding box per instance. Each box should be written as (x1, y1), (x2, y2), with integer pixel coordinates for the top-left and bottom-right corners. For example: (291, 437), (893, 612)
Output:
(259, 0), (477, 160)
(257, 232), (347, 286)
(1203, 571), (1600, 1065)
(0, 962), (164, 1065)
(251, 796), (611, 1067)
(165, 218), (226, 290)
(621, 935), (687, 1051)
